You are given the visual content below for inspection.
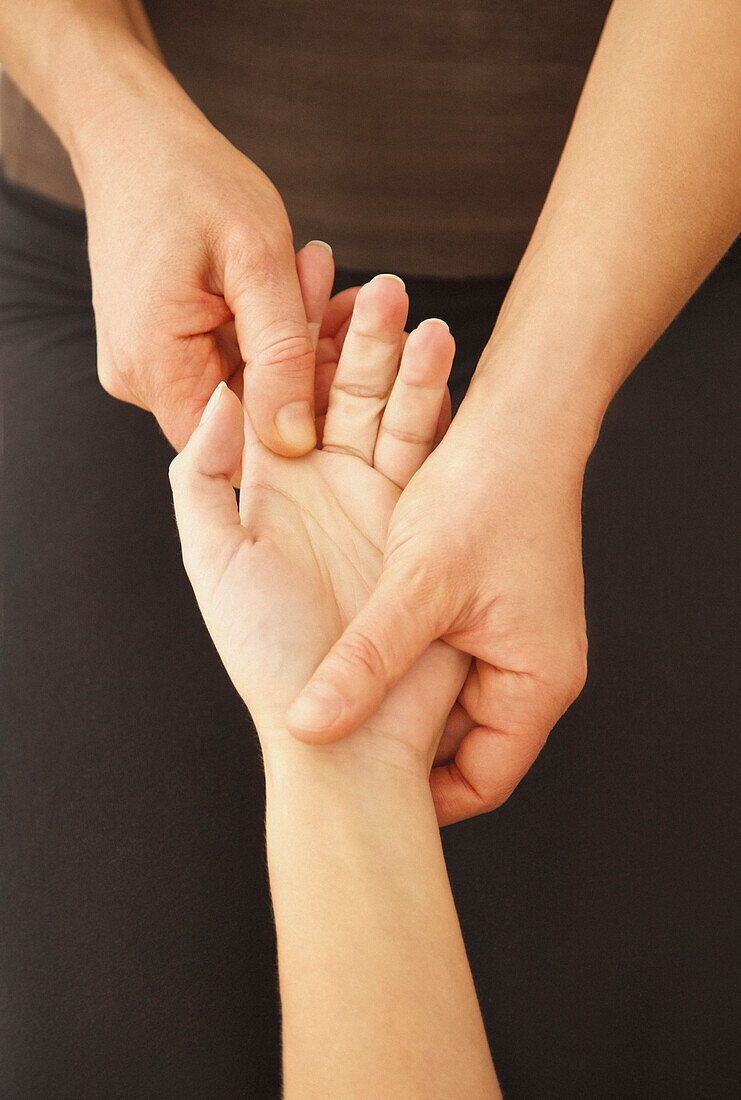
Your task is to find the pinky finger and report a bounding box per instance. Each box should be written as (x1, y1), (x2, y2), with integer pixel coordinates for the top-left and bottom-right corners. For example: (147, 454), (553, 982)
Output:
(373, 319), (454, 488)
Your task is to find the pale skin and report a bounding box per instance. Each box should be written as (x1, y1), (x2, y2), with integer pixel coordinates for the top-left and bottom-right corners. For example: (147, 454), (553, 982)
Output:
(169, 276), (500, 1098)
(1, 3), (739, 822)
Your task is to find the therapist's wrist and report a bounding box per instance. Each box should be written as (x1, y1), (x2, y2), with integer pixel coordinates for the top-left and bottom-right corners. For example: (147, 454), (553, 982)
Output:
(62, 27), (208, 193)
(455, 341), (604, 486)
(463, 231), (650, 472)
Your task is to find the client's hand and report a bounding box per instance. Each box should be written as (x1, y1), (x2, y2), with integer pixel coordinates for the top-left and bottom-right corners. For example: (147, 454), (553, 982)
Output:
(170, 274), (470, 772)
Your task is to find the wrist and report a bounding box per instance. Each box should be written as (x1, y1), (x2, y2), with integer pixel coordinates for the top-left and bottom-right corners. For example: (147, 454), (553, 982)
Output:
(464, 229), (651, 468)
(55, 20), (207, 192)
(261, 730), (431, 809)
(456, 343), (603, 484)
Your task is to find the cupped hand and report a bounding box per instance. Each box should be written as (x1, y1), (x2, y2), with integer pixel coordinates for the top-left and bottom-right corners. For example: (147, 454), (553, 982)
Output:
(169, 275), (469, 772)
(285, 373), (590, 825)
(80, 102), (335, 455)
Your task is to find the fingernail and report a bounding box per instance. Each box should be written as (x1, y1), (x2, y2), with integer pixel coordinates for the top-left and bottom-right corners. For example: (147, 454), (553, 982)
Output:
(419, 317), (449, 331)
(200, 380), (227, 425)
(274, 400), (316, 452)
(371, 273), (406, 291)
(306, 239), (333, 256)
(286, 685), (343, 731)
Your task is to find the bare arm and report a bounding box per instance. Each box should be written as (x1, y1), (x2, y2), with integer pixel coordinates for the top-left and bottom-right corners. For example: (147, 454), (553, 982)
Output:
(476, 0), (741, 435)
(0, 1), (165, 160)
(265, 745), (500, 1099)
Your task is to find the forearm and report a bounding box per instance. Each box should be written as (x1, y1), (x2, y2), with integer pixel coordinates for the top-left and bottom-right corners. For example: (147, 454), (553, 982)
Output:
(469, 0), (741, 458)
(263, 742), (500, 1099)
(0, 1), (201, 186)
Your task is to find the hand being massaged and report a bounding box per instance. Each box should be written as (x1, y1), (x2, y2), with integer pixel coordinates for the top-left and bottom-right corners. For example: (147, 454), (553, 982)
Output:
(170, 274), (470, 775)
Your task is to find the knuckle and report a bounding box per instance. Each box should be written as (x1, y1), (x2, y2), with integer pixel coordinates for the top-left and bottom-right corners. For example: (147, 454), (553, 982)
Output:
(97, 337), (138, 402)
(97, 362), (126, 400)
(333, 630), (388, 686)
(230, 224), (292, 277)
(537, 631), (588, 712)
(380, 423), (432, 446)
(241, 233), (275, 274)
(251, 323), (314, 377)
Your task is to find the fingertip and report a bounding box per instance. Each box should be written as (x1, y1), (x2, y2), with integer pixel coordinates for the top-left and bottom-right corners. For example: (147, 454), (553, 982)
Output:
(286, 722), (348, 747)
(285, 683), (346, 742)
(189, 380), (246, 478)
(199, 379), (228, 426)
(370, 272), (406, 291)
(303, 239), (333, 257)
(354, 273), (409, 332)
(411, 318), (455, 356)
(296, 240), (335, 342)
(273, 400), (317, 455)
(400, 319), (456, 388)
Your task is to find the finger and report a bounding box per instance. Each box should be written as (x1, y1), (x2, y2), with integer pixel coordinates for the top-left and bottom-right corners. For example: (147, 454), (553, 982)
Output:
(432, 700), (475, 767)
(430, 724), (544, 826)
(333, 313), (352, 351)
(373, 319), (455, 488)
(169, 382), (249, 586)
(319, 286), (361, 340)
(321, 274), (408, 464)
(225, 235), (317, 457)
(433, 385), (452, 447)
(152, 333), (227, 453)
(314, 355), (338, 419)
(285, 570), (438, 744)
(429, 661), (559, 825)
(315, 330), (410, 422)
(295, 240), (335, 350)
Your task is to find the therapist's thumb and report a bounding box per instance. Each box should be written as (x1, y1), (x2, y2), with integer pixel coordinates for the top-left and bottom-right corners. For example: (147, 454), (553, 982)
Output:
(285, 572), (438, 744)
(226, 231), (317, 457)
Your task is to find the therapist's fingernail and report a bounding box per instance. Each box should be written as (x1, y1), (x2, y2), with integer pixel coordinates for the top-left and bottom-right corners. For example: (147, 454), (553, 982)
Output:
(286, 685), (343, 731)
(274, 400), (316, 453)
(200, 381), (227, 425)
(306, 239), (333, 256)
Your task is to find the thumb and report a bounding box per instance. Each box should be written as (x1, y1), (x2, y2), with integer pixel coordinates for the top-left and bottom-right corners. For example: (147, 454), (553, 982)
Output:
(169, 381), (247, 585)
(226, 235), (317, 457)
(285, 572), (438, 744)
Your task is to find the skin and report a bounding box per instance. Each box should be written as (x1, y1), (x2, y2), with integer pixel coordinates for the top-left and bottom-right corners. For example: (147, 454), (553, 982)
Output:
(169, 278), (500, 1097)
(285, 0), (741, 823)
(2, 2), (740, 825)
(0, 0), (330, 453)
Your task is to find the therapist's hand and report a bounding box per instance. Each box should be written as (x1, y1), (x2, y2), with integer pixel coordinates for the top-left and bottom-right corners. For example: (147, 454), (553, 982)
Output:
(285, 371), (591, 824)
(78, 105), (330, 455)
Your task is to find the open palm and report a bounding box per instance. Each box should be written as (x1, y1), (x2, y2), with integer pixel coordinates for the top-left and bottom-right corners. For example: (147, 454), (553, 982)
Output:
(171, 275), (470, 769)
